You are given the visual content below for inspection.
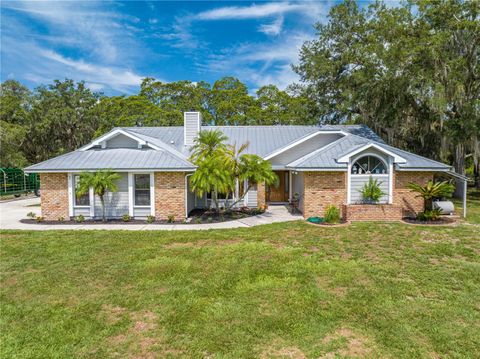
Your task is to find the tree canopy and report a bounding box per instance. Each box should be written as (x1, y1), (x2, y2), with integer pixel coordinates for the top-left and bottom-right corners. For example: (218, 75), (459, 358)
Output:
(295, 0), (479, 186)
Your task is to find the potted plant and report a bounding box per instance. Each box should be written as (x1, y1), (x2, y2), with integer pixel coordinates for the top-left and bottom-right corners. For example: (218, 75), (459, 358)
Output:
(359, 176), (386, 204)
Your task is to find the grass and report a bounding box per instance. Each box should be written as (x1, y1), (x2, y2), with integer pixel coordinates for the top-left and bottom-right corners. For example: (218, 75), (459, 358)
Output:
(453, 188), (480, 224)
(1, 194), (479, 358)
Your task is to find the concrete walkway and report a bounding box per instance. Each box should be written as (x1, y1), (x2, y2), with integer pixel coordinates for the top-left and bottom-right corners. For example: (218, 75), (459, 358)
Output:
(0, 198), (302, 231)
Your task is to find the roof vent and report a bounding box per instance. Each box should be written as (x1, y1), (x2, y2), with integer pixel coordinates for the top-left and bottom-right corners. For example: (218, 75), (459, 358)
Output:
(184, 112), (202, 147)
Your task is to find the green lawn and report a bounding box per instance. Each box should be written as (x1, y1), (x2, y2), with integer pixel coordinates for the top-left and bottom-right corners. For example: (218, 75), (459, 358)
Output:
(1, 196), (479, 358)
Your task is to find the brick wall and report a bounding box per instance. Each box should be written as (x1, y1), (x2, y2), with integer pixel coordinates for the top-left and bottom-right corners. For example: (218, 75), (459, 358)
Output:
(40, 173), (69, 220)
(154, 172), (186, 220)
(394, 171), (433, 217)
(303, 171), (347, 219)
(343, 204), (403, 221)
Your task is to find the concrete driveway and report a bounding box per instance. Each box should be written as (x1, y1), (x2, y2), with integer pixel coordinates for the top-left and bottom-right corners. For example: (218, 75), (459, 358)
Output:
(0, 198), (301, 231)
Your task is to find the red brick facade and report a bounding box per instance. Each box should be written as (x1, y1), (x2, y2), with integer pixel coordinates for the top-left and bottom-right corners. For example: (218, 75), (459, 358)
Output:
(154, 172), (186, 220)
(342, 204), (403, 221)
(302, 172), (347, 219)
(298, 170), (433, 221)
(38, 170), (434, 222)
(40, 173), (69, 220)
(393, 171), (433, 217)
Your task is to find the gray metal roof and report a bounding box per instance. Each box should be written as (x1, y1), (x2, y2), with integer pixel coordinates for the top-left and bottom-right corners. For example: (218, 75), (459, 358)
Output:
(25, 124), (452, 172)
(288, 133), (451, 170)
(25, 148), (195, 172)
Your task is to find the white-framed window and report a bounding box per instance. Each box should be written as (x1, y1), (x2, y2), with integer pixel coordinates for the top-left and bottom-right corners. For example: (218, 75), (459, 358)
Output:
(74, 175), (90, 207)
(351, 155), (387, 175)
(134, 174), (151, 206)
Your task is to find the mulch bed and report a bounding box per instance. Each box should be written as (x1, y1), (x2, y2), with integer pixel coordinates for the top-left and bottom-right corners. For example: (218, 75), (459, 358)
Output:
(402, 217), (458, 226)
(305, 220), (350, 227)
(20, 207), (264, 225)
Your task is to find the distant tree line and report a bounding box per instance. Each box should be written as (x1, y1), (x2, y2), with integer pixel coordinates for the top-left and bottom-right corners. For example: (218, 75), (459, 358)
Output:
(0, 0), (478, 188)
(0, 77), (317, 167)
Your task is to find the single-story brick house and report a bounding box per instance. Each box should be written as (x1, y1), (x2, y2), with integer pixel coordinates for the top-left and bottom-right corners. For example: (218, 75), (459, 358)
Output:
(25, 112), (466, 221)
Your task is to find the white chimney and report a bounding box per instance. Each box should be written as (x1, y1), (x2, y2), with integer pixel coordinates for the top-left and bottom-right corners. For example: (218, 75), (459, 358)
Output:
(184, 112), (202, 147)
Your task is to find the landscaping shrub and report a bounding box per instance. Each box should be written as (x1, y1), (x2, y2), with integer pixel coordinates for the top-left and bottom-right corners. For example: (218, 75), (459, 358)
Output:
(324, 204), (341, 224)
(57, 216), (65, 222)
(194, 217), (201, 224)
(359, 176), (386, 203)
(27, 212), (36, 219)
(35, 216), (44, 223)
(122, 214), (131, 222)
(417, 208), (442, 221)
(75, 215), (85, 223)
(167, 215), (175, 223)
(146, 215), (155, 223)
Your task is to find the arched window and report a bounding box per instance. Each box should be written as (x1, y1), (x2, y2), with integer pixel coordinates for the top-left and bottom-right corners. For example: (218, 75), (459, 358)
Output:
(351, 156), (387, 175)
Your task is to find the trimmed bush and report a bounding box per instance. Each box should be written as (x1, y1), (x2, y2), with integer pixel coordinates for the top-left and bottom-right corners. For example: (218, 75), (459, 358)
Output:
(122, 214), (131, 222)
(324, 205), (341, 224)
(146, 215), (155, 223)
(167, 215), (175, 223)
(75, 215), (85, 223)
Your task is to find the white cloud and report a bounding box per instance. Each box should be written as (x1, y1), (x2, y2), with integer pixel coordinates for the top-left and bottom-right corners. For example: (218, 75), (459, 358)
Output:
(258, 16), (284, 36)
(2, 1), (141, 64)
(198, 32), (313, 90)
(36, 50), (144, 92)
(194, 2), (320, 20)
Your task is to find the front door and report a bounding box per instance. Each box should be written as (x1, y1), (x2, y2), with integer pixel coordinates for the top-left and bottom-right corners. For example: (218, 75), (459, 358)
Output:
(267, 171), (289, 202)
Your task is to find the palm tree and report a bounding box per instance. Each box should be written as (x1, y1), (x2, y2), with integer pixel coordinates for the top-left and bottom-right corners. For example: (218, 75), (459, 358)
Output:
(226, 154), (278, 210)
(189, 130), (230, 211)
(407, 180), (455, 211)
(225, 141), (250, 202)
(190, 130), (228, 163)
(76, 170), (121, 221)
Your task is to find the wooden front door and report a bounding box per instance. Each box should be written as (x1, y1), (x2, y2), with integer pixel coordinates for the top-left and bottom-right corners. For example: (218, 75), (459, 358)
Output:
(267, 171), (288, 202)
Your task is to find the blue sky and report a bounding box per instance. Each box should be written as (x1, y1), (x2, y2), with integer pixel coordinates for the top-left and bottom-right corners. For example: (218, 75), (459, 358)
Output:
(1, 1), (347, 95)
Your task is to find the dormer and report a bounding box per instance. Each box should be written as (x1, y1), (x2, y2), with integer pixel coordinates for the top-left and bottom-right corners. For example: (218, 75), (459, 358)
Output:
(80, 129), (158, 151)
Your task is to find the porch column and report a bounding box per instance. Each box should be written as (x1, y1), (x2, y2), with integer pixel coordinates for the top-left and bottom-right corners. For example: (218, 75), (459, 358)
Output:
(288, 171), (293, 201)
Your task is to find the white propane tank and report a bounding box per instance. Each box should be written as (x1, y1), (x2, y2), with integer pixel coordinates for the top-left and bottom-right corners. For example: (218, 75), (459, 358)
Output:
(433, 201), (455, 215)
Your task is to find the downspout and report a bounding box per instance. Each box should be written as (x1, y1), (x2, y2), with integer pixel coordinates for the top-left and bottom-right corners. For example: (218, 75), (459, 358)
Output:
(185, 173), (193, 219)
(463, 178), (467, 219)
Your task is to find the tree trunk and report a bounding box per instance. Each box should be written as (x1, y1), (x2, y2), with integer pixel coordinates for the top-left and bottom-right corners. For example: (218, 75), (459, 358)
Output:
(100, 195), (106, 222)
(212, 189), (219, 212)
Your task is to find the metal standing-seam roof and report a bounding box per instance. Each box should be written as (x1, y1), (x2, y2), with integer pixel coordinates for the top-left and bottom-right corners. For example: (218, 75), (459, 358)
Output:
(24, 124), (452, 173)
(25, 148), (195, 172)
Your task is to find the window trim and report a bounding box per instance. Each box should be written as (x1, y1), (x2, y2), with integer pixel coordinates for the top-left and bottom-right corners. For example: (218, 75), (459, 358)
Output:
(133, 173), (152, 208)
(73, 174), (90, 208)
(351, 154), (388, 175)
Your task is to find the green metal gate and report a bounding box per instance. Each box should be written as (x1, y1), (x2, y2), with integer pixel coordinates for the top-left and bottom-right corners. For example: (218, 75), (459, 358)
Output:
(0, 168), (40, 197)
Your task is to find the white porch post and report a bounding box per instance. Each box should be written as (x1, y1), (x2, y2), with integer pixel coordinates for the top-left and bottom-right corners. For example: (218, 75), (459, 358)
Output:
(288, 171), (293, 202)
(89, 187), (94, 218)
(150, 173), (155, 216)
(346, 162), (351, 204)
(67, 173), (74, 217)
(463, 178), (467, 218)
(388, 158), (394, 204)
(128, 173), (134, 217)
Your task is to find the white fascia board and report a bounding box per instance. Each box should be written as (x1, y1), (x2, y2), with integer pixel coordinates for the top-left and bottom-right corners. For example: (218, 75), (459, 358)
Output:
(27, 168), (197, 173)
(263, 130), (348, 160)
(79, 129), (150, 151)
(395, 166), (453, 172)
(337, 143), (406, 163)
(289, 168), (347, 172)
